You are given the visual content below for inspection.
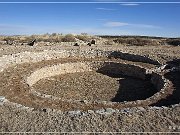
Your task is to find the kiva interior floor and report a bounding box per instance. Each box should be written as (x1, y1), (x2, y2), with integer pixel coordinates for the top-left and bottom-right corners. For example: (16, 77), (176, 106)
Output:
(33, 71), (156, 102)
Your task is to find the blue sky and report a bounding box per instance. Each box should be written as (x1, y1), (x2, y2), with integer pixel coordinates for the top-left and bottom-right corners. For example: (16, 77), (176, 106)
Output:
(0, 0), (180, 37)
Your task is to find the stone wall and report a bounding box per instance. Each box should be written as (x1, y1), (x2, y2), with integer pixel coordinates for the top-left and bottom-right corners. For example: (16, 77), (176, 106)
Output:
(27, 62), (93, 86)
(107, 51), (160, 65)
(96, 62), (147, 80)
(26, 61), (149, 87)
(151, 73), (165, 91)
(0, 49), (160, 73)
(0, 49), (176, 113)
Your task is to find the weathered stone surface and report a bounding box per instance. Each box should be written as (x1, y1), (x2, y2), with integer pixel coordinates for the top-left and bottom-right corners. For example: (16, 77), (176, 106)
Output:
(68, 110), (81, 116)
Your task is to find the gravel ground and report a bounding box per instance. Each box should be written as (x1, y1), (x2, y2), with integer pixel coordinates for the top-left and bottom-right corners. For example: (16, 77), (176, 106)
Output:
(1, 44), (180, 63)
(0, 103), (180, 132)
(0, 44), (180, 133)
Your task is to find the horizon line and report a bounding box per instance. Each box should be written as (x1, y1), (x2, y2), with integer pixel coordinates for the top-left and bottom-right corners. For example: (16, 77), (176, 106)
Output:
(0, 34), (179, 38)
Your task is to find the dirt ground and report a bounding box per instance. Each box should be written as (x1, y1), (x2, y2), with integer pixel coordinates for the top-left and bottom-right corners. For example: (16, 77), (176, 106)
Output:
(0, 44), (180, 133)
(33, 71), (156, 102)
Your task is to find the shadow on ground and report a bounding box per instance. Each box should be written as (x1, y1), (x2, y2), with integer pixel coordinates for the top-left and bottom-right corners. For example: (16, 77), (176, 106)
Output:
(97, 70), (157, 102)
(111, 77), (156, 102)
(152, 71), (180, 107)
(108, 51), (160, 65)
(151, 59), (180, 106)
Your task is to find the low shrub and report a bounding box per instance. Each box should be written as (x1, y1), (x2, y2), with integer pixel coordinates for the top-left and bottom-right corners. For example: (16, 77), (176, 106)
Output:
(104, 40), (115, 45)
(76, 35), (90, 42)
(113, 37), (160, 46)
(61, 34), (76, 42)
(166, 39), (180, 46)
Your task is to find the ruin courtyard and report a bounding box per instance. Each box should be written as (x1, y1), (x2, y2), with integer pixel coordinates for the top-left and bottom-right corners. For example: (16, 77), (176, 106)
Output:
(0, 35), (180, 132)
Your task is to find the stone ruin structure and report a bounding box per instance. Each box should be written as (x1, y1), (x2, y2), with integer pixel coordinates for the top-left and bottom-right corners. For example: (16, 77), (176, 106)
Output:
(0, 49), (179, 115)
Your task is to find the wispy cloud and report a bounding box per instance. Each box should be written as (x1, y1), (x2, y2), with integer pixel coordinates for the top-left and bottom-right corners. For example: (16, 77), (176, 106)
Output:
(96, 7), (116, 11)
(131, 24), (160, 28)
(104, 21), (160, 29)
(104, 22), (129, 27)
(97, 19), (108, 21)
(120, 3), (140, 6)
